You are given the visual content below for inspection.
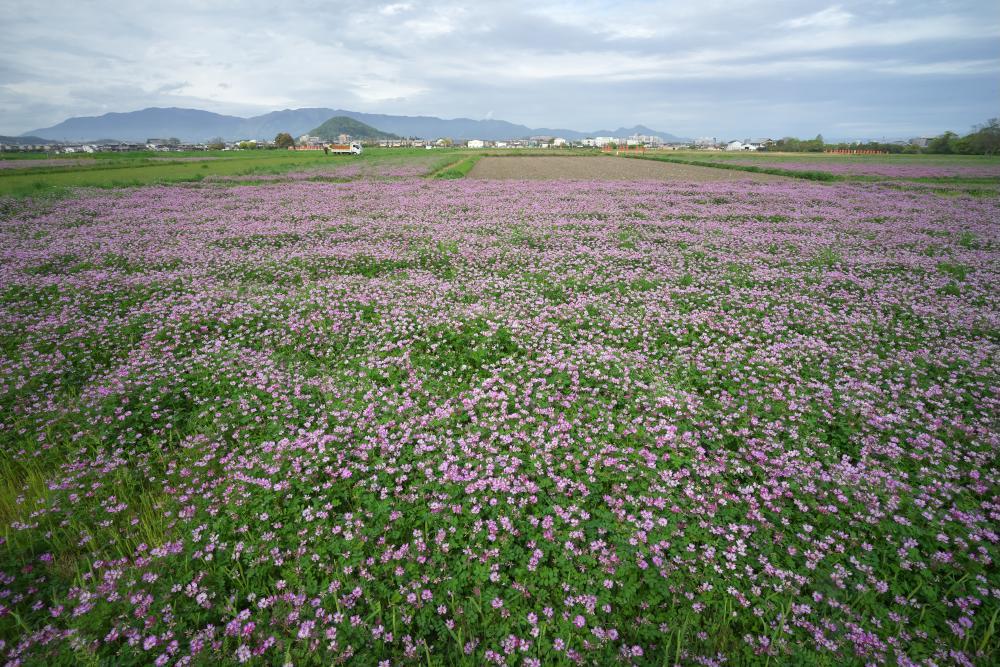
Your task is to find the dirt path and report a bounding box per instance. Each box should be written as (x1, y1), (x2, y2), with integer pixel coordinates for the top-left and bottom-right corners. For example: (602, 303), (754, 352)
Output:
(468, 156), (790, 182)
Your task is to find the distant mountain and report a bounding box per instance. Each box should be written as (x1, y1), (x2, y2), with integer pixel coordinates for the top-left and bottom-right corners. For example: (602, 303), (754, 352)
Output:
(24, 108), (242, 142)
(239, 108), (346, 140)
(592, 125), (680, 139)
(1, 135), (57, 145)
(326, 111), (548, 142)
(24, 107), (690, 143)
(529, 125), (688, 142)
(309, 116), (399, 141)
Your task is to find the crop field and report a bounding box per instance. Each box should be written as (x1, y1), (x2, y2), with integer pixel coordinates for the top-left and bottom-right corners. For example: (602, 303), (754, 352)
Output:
(1, 156), (999, 665)
(725, 160), (1000, 179)
(468, 156), (787, 181)
(0, 149), (460, 197)
(659, 152), (1000, 181)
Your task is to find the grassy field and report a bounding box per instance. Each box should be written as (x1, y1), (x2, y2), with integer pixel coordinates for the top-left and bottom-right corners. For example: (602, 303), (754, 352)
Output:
(668, 150), (999, 165)
(3, 148), (998, 198)
(0, 148), (475, 197)
(634, 151), (1000, 183)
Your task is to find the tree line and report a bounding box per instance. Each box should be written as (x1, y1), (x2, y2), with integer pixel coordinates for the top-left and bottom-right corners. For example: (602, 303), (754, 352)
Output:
(766, 119), (999, 155)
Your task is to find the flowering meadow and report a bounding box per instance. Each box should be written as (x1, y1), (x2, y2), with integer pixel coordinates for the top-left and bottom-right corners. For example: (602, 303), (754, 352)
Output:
(1, 175), (998, 665)
(204, 161), (436, 182)
(726, 160), (1000, 179)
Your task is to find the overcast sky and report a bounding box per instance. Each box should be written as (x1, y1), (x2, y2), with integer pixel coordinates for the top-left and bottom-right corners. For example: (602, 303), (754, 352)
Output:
(2, 0), (998, 139)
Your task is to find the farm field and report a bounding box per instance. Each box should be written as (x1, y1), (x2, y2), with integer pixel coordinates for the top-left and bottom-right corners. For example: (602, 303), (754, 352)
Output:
(468, 156), (788, 181)
(1, 156), (998, 665)
(0, 148), (463, 197)
(661, 152), (1000, 180)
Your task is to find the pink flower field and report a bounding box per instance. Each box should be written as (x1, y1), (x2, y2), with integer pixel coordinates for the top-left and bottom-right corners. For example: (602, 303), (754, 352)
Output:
(728, 160), (1000, 179)
(1, 176), (998, 665)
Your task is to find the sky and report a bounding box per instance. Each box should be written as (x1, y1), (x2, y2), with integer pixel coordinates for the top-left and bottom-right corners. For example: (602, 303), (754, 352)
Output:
(1, 0), (998, 140)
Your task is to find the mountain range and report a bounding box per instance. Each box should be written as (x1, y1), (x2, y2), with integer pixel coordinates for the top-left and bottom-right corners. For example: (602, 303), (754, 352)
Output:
(23, 107), (689, 143)
(1, 135), (57, 145)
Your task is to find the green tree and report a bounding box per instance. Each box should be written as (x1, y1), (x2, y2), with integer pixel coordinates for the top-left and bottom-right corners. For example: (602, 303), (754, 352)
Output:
(804, 134), (825, 152)
(927, 131), (958, 154)
(967, 118), (1000, 155)
(274, 132), (294, 149)
(207, 137), (226, 150)
(776, 137), (802, 151)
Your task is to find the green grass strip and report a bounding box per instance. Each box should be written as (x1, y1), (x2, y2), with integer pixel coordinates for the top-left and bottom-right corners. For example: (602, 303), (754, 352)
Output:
(431, 154), (483, 179)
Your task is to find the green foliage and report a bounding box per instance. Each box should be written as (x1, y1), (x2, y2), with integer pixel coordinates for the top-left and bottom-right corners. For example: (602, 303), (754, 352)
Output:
(937, 261), (970, 281)
(309, 116), (399, 141)
(433, 155), (482, 179)
(927, 131), (960, 155)
(925, 119), (1000, 155)
(771, 135), (827, 152)
(964, 118), (1000, 156)
(811, 247), (843, 268)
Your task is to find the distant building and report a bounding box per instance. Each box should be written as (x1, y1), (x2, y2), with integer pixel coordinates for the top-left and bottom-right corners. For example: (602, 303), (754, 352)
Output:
(552, 137), (567, 147)
(631, 134), (663, 147)
(467, 139), (485, 149)
(594, 136), (615, 146)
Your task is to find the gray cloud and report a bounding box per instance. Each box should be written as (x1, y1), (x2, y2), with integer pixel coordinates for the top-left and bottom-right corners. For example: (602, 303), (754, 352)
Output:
(1, 0), (998, 139)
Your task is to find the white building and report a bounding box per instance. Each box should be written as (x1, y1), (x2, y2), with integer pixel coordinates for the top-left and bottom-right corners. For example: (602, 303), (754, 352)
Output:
(631, 134), (663, 147)
(726, 140), (760, 151)
(467, 139), (485, 149)
(552, 137), (567, 147)
(594, 136), (616, 147)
